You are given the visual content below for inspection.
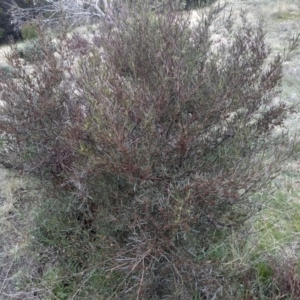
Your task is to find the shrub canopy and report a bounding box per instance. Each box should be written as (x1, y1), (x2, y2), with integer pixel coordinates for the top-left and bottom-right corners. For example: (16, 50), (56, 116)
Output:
(0, 1), (296, 298)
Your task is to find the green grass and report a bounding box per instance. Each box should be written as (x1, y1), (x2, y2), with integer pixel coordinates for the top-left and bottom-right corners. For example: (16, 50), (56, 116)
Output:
(217, 154), (300, 298)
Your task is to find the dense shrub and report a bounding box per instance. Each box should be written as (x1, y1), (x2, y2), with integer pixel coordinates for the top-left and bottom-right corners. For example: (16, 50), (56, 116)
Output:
(0, 28), (4, 40)
(130, 0), (216, 11)
(0, 1), (297, 298)
(0, 3), (19, 44)
(21, 22), (38, 40)
(184, 0), (215, 9)
(17, 38), (56, 63)
(66, 32), (91, 55)
(0, 64), (14, 80)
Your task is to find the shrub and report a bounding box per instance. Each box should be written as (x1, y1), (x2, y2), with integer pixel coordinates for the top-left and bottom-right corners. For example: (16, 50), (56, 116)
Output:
(0, 1), (297, 298)
(265, 249), (300, 299)
(0, 28), (4, 40)
(130, 0), (216, 11)
(0, 64), (14, 80)
(17, 39), (56, 63)
(21, 22), (38, 40)
(184, 0), (215, 9)
(66, 32), (91, 55)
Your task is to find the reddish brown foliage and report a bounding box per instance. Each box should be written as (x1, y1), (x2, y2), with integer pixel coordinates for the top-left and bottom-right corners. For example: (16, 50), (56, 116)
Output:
(0, 2), (297, 298)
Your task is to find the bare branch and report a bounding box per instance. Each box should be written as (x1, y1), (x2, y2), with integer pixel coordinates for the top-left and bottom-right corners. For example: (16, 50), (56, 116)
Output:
(7, 0), (114, 30)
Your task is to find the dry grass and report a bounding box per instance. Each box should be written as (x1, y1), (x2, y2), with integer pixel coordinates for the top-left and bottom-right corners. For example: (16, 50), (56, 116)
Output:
(0, 171), (44, 299)
(0, 45), (12, 67)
